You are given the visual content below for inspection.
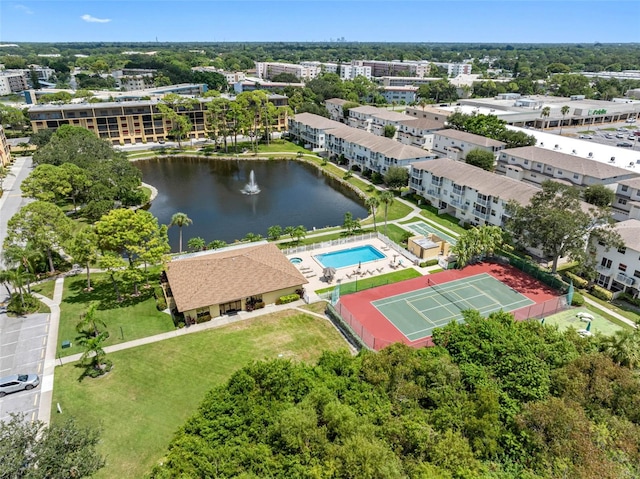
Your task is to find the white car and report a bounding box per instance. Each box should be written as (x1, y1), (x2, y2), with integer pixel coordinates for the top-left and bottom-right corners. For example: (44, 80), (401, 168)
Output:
(626, 118), (636, 123)
(579, 134), (593, 139)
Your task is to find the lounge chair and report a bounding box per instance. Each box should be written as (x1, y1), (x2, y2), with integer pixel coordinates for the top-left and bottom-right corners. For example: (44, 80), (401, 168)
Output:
(346, 273), (352, 279)
(376, 267), (384, 273)
(305, 273), (316, 278)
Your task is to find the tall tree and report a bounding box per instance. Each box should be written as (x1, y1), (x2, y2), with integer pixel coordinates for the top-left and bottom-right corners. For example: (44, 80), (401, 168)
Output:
(383, 166), (409, 190)
(5, 201), (73, 273)
(464, 149), (496, 172)
(583, 184), (615, 207)
(169, 212), (193, 253)
(560, 105), (570, 134)
(365, 196), (380, 231)
(506, 181), (621, 273)
(540, 106), (551, 129)
(69, 227), (99, 291)
(155, 93), (197, 148)
(379, 191), (395, 237)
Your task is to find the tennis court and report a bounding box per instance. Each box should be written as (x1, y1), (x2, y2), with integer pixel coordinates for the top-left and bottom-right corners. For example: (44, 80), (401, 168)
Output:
(372, 273), (534, 341)
(404, 221), (458, 245)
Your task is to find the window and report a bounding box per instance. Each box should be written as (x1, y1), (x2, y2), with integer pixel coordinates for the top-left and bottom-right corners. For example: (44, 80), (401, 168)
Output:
(558, 170), (563, 175)
(618, 198), (628, 205)
(598, 240), (606, 246)
(621, 185), (628, 192)
(618, 247), (627, 254)
(601, 257), (612, 268)
(573, 174), (579, 179)
(634, 270), (640, 279)
(524, 159), (529, 165)
(546, 166), (552, 171)
(619, 263), (627, 272)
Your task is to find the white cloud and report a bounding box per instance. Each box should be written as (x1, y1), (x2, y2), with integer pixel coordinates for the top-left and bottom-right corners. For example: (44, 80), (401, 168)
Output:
(81, 14), (111, 23)
(14, 4), (33, 14)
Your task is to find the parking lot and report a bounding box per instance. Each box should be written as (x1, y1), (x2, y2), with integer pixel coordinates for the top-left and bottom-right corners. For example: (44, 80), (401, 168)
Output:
(0, 312), (49, 423)
(551, 121), (640, 151)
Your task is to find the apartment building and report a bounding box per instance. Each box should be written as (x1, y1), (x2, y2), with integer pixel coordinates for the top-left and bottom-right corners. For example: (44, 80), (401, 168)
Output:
(433, 129), (506, 161)
(287, 113), (344, 150)
(405, 105), (452, 123)
(593, 219), (640, 296)
(234, 78), (304, 93)
(339, 64), (372, 80)
(255, 62), (320, 80)
(381, 86), (418, 105)
(0, 71), (28, 94)
(325, 98), (352, 123)
(432, 62), (473, 77)
(0, 126), (11, 167)
(300, 61), (339, 75)
(347, 106), (411, 134)
(28, 95), (289, 146)
(396, 117), (445, 149)
(112, 69), (156, 91)
(497, 146), (638, 188)
(409, 158), (540, 227)
(325, 126), (436, 174)
(613, 177), (640, 222)
(379, 76), (440, 87)
(288, 112), (435, 173)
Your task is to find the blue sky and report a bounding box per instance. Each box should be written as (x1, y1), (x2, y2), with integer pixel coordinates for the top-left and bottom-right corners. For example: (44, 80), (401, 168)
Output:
(1, 1), (638, 43)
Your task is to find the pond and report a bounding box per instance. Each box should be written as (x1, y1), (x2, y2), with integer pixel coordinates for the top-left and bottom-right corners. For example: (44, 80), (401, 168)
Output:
(134, 157), (368, 250)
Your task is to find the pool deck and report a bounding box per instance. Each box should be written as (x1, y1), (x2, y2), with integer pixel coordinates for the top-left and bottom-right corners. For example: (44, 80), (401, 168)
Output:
(287, 237), (434, 302)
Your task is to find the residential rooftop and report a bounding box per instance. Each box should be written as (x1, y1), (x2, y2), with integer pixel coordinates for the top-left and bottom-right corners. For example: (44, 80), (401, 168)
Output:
(611, 219), (640, 252)
(328, 125), (433, 160)
(436, 128), (506, 148)
(293, 112), (345, 130)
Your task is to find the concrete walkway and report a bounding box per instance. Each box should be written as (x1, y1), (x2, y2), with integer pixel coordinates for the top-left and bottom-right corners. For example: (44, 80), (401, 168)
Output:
(583, 296), (638, 329)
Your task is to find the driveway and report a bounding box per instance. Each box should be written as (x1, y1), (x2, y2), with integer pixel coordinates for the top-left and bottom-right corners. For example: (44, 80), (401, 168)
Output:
(0, 311), (49, 423)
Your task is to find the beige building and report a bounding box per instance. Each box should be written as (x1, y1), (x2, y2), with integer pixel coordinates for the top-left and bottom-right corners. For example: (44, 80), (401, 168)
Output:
(27, 95), (289, 146)
(433, 129), (506, 161)
(164, 242), (308, 323)
(0, 126), (10, 166)
(407, 234), (450, 260)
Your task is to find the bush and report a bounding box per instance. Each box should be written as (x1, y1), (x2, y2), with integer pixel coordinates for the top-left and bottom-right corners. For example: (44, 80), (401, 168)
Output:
(618, 292), (640, 307)
(589, 285), (614, 302)
(571, 292), (585, 306)
(6, 293), (40, 315)
(420, 259), (439, 267)
(156, 296), (167, 311)
(564, 272), (589, 289)
(195, 314), (212, 324)
(276, 293), (300, 305)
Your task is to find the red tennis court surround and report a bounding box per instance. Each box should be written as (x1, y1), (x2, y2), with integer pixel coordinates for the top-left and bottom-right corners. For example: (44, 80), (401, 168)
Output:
(336, 262), (564, 351)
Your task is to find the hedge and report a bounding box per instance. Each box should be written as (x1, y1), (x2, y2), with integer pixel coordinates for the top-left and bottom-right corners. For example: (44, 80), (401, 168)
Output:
(571, 292), (585, 307)
(564, 272), (589, 289)
(276, 293), (300, 305)
(590, 285), (614, 302)
(419, 259), (439, 267)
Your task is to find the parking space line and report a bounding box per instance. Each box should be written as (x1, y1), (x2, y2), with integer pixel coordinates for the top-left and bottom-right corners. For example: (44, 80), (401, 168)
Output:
(31, 411), (36, 422)
(38, 363), (42, 374)
(42, 336), (46, 346)
(33, 394), (38, 407)
(40, 349), (45, 359)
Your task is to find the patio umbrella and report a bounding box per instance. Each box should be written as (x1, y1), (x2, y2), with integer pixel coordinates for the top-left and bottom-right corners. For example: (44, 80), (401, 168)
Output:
(323, 267), (336, 279)
(586, 320), (592, 332)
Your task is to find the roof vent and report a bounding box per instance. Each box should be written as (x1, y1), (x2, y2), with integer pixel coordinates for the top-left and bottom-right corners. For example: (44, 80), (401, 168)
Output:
(540, 142), (544, 147)
(630, 162), (635, 167)
(554, 144), (560, 150)
(572, 149), (577, 154)
(610, 156), (616, 163)
(588, 152), (593, 157)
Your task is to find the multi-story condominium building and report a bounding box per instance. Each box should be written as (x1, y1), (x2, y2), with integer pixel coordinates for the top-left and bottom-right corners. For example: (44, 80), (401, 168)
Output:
(191, 66), (246, 85)
(0, 126), (11, 167)
(300, 61), (339, 75)
(409, 158), (541, 227)
(612, 177), (640, 222)
(354, 60), (431, 78)
(497, 146), (638, 188)
(347, 106), (411, 134)
(325, 98), (352, 123)
(234, 79), (304, 93)
(255, 62), (320, 80)
(433, 129), (506, 161)
(112, 69), (156, 91)
(0, 71), (28, 94)
(396, 118), (445, 149)
(288, 113), (436, 173)
(380, 76), (440, 87)
(23, 65), (56, 82)
(28, 95), (289, 146)
(593, 219), (640, 296)
(405, 105), (453, 123)
(381, 86), (418, 105)
(339, 64), (372, 80)
(431, 62), (473, 77)
(325, 126), (436, 174)
(287, 113), (344, 150)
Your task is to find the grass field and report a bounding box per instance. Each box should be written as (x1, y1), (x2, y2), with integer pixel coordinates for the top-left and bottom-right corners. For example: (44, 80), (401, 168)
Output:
(31, 279), (56, 299)
(544, 307), (625, 336)
(51, 310), (348, 479)
(56, 274), (175, 357)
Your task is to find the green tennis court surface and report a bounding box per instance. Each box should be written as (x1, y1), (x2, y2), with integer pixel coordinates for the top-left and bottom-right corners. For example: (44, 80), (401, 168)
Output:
(372, 273), (534, 341)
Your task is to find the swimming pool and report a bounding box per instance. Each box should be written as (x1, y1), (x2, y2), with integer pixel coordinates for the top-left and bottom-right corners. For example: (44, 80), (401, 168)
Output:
(314, 245), (385, 269)
(289, 257), (303, 264)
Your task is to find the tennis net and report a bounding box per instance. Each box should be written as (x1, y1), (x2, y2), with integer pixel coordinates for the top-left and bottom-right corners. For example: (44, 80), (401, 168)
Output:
(426, 278), (472, 312)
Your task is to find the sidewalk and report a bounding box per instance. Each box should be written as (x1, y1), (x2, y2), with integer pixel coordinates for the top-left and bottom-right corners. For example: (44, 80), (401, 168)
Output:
(583, 296), (638, 329)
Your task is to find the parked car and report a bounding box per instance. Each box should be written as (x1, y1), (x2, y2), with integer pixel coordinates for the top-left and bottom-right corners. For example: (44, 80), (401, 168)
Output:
(616, 133), (625, 138)
(629, 136), (637, 141)
(626, 118), (637, 123)
(617, 142), (633, 148)
(579, 134), (593, 139)
(604, 133), (613, 139)
(0, 374), (40, 397)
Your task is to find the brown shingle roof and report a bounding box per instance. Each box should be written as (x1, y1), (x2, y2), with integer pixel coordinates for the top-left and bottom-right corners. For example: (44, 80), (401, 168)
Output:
(293, 112), (344, 130)
(325, 98), (352, 106)
(502, 146), (638, 180)
(327, 127), (432, 160)
(612, 220), (640, 252)
(436, 129), (506, 148)
(165, 243), (307, 312)
(618, 177), (640, 189)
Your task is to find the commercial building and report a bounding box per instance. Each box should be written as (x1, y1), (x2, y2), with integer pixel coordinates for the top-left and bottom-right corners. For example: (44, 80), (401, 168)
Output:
(497, 146), (638, 188)
(432, 129), (506, 161)
(28, 94), (289, 145)
(593, 220), (640, 296)
(409, 158), (541, 227)
(164, 242), (308, 322)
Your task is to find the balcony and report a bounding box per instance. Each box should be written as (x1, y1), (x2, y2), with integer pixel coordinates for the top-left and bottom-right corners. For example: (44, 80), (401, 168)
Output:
(616, 272), (636, 286)
(596, 265), (613, 276)
(473, 209), (490, 220)
(431, 178), (443, 187)
(476, 197), (491, 207)
(427, 188), (441, 197)
(450, 198), (464, 208)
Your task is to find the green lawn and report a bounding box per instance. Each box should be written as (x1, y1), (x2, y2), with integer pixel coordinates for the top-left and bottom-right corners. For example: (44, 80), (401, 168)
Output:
(51, 310), (349, 479)
(382, 223), (412, 245)
(31, 279), (56, 299)
(544, 307), (625, 336)
(315, 268), (422, 295)
(56, 273), (175, 358)
(582, 291), (639, 327)
(405, 206), (465, 235)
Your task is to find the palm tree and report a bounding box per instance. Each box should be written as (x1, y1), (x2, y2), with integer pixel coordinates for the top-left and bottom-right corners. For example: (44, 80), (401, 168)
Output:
(540, 106), (551, 129)
(365, 197), (380, 231)
(187, 237), (206, 252)
(379, 191), (395, 236)
(560, 105), (570, 134)
(169, 212), (192, 253)
(600, 328), (640, 369)
(76, 303), (106, 338)
(77, 330), (110, 371)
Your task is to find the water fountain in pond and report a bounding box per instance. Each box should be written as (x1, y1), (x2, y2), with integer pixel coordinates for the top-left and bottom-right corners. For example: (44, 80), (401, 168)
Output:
(241, 170), (260, 195)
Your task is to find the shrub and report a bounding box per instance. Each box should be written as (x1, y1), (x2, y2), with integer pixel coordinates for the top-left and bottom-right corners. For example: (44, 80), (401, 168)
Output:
(156, 296), (167, 311)
(420, 259), (439, 267)
(564, 272), (589, 289)
(618, 292), (640, 307)
(6, 293), (40, 315)
(195, 314), (212, 324)
(589, 285), (614, 302)
(571, 292), (585, 306)
(276, 293), (300, 305)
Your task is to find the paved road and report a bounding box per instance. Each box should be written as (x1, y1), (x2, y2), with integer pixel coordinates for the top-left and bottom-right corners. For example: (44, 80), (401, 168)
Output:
(0, 311), (48, 423)
(0, 157), (50, 423)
